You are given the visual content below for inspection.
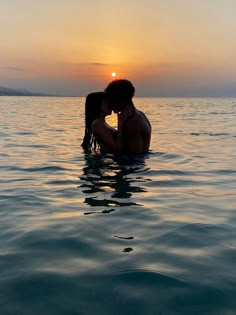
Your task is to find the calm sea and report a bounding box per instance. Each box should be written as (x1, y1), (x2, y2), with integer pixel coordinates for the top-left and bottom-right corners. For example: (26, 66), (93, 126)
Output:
(0, 96), (236, 315)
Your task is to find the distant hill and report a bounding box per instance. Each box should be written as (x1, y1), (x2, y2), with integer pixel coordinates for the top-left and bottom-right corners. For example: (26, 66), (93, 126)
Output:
(0, 86), (51, 96)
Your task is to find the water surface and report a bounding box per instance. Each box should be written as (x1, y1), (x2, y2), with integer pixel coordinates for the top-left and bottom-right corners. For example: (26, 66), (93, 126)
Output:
(0, 97), (236, 315)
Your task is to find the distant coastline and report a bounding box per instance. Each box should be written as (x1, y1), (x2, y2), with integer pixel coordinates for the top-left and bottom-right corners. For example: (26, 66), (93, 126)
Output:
(0, 86), (61, 97)
(1, 86), (236, 98)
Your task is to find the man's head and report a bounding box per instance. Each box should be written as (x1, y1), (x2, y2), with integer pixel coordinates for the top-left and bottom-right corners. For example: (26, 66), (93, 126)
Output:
(104, 79), (135, 113)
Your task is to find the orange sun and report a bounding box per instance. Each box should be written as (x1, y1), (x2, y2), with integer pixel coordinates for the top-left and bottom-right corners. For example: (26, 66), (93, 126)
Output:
(111, 72), (116, 77)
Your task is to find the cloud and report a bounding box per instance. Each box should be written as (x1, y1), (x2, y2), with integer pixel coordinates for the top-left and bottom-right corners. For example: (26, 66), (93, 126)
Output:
(5, 67), (25, 72)
(89, 63), (109, 66)
(72, 62), (117, 67)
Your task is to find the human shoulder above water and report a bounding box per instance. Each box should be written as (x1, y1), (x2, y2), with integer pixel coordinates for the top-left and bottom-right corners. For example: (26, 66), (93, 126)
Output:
(104, 79), (152, 154)
(81, 79), (152, 155)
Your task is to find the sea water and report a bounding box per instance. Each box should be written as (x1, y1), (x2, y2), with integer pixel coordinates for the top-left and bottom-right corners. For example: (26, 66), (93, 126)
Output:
(0, 96), (236, 315)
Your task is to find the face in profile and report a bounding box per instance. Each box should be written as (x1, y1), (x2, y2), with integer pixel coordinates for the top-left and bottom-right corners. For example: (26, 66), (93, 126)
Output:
(101, 100), (112, 116)
(111, 103), (120, 114)
(104, 98), (120, 113)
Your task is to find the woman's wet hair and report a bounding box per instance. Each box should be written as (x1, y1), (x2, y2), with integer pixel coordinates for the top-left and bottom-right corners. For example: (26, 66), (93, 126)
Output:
(81, 92), (104, 151)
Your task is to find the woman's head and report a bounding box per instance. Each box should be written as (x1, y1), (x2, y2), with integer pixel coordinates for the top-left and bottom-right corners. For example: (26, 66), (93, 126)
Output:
(85, 92), (104, 125)
(81, 92), (105, 151)
(100, 99), (112, 116)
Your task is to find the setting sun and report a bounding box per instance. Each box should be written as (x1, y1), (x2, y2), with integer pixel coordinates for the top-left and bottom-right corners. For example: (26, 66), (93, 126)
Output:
(111, 72), (116, 77)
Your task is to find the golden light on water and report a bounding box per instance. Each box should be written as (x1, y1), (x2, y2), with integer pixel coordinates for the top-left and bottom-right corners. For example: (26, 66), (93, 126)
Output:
(106, 112), (117, 128)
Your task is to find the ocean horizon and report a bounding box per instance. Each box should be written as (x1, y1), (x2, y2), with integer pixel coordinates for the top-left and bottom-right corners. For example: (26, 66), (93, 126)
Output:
(0, 96), (236, 315)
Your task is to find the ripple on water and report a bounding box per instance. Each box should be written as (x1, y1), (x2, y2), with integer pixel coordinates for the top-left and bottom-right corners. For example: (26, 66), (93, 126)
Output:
(2, 269), (233, 315)
(0, 97), (236, 315)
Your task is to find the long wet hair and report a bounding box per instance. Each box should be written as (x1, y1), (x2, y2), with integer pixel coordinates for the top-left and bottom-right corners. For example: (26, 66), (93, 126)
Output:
(81, 92), (104, 151)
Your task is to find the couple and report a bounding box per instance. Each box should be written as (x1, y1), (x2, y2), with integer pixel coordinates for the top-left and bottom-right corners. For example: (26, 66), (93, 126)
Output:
(81, 79), (151, 155)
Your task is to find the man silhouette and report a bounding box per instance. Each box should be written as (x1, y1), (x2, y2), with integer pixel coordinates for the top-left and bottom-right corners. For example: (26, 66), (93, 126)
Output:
(104, 79), (151, 154)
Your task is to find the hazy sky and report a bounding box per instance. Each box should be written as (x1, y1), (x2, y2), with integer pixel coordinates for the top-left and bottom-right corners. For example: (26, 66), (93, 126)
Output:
(1, 0), (236, 96)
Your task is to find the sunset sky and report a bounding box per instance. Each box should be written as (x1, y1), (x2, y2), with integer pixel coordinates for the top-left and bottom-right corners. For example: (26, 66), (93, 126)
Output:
(1, 0), (236, 96)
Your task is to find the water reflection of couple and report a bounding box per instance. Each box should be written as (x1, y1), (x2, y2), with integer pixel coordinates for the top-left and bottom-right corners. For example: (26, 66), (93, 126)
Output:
(81, 79), (151, 155)
(80, 154), (150, 211)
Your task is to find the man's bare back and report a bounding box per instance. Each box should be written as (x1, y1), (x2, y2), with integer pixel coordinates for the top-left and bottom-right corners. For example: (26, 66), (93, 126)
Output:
(121, 109), (151, 154)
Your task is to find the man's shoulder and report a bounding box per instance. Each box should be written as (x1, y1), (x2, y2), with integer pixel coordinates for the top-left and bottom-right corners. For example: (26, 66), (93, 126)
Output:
(133, 110), (150, 124)
(124, 110), (151, 133)
(123, 114), (141, 135)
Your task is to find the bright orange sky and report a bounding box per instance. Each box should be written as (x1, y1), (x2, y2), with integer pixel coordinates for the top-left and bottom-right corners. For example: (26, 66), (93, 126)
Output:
(1, 0), (236, 96)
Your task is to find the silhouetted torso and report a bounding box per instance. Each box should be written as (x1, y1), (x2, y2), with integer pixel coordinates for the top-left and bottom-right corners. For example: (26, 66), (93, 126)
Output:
(122, 109), (151, 154)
